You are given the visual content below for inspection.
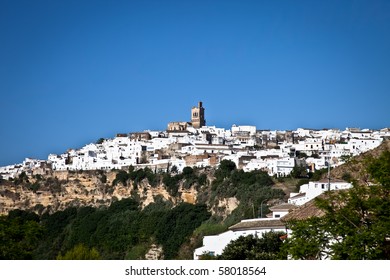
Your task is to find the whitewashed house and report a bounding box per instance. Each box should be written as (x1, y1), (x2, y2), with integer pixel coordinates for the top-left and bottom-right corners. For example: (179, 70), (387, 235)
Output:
(193, 203), (296, 259)
(193, 218), (287, 259)
(288, 179), (352, 206)
(243, 155), (295, 177)
(269, 157), (295, 177)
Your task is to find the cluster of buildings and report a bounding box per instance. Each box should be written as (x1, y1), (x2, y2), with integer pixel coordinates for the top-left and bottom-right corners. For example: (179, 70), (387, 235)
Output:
(193, 177), (353, 259)
(1, 102), (389, 180)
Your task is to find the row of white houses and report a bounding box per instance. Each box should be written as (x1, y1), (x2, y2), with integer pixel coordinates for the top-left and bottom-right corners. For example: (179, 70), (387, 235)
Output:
(1, 126), (388, 179)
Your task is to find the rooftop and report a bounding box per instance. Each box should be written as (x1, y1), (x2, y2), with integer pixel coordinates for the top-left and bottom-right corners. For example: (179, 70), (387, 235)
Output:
(229, 218), (285, 231)
(269, 203), (298, 212)
(281, 199), (325, 222)
(315, 179), (348, 184)
(289, 192), (307, 199)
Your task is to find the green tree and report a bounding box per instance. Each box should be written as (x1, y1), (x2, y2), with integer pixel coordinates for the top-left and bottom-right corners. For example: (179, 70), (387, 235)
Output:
(290, 165), (308, 179)
(57, 244), (101, 260)
(0, 214), (44, 259)
(156, 203), (211, 259)
(182, 166), (194, 177)
(215, 160), (236, 181)
(220, 232), (286, 260)
(14, 171), (29, 184)
(112, 170), (129, 186)
(284, 150), (390, 259)
(96, 138), (105, 144)
(282, 218), (330, 259)
(309, 167), (328, 181)
(296, 151), (308, 159)
(198, 252), (218, 260)
(170, 165), (178, 174)
(341, 172), (352, 182)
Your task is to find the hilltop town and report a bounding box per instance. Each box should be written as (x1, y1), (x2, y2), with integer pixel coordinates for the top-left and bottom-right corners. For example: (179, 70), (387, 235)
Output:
(1, 102), (389, 181)
(1, 102), (389, 260)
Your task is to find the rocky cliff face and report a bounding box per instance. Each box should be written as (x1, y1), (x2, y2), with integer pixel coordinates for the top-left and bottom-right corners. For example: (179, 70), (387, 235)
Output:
(0, 170), (212, 216)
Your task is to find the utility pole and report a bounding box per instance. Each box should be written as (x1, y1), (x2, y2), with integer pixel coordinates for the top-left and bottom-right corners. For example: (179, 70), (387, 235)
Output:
(327, 143), (332, 191)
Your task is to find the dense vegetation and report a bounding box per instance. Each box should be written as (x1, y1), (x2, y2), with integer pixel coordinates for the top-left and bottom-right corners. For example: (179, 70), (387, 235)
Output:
(0, 210), (44, 259)
(206, 160), (284, 225)
(0, 199), (209, 260)
(199, 231), (287, 260)
(0, 160), (285, 260)
(283, 150), (390, 259)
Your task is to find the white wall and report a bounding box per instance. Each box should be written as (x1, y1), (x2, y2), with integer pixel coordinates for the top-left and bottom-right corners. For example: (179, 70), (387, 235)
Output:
(194, 218), (287, 259)
(289, 180), (352, 206)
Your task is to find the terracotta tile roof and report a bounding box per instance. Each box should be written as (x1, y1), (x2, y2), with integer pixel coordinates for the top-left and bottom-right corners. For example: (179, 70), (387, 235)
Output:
(281, 199), (325, 222)
(229, 219), (285, 231)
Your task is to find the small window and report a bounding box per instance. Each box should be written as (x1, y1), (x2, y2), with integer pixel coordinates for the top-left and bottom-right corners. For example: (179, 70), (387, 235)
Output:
(275, 214), (281, 218)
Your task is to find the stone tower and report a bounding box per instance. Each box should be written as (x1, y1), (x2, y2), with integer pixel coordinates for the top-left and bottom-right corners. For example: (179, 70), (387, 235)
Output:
(191, 101), (206, 128)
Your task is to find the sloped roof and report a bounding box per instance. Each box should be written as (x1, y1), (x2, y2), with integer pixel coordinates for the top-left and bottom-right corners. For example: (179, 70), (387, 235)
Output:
(229, 219), (285, 231)
(269, 203), (298, 212)
(289, 192), (306, 199)
(315, 179), (348, 184)
(281, 199), (325, 222)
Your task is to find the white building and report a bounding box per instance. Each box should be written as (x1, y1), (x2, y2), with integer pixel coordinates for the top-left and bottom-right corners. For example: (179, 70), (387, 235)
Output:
(0, 164), (22, 180)
(269, 157), (295, 177)
(194, 218), (287, 259)
(1, 126), (387, 178)
(243, 156), (295, 177)
(231, 125), (257, 136)
(289, 179), (352, 206)
(194, 203), (296, 259)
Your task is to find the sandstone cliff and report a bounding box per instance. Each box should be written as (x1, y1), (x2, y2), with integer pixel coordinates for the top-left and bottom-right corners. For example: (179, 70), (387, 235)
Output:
(0, 170), (202, 215)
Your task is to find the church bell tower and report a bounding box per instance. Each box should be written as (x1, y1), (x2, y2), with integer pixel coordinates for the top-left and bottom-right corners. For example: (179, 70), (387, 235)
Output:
(191, 102), (206, 129)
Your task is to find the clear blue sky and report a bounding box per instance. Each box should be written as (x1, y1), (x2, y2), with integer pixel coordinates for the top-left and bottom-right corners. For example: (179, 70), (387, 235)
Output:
(1, 0), (390, 166)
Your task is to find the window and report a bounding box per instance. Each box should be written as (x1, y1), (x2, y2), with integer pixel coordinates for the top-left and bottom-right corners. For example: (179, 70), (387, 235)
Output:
(275, 214), (280, 218)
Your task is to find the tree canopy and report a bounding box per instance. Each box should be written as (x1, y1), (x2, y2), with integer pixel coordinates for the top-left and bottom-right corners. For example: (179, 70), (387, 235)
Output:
(218, 232), (286, 260)
(57, 244), (101, 260)
(0, 212), (44, 259)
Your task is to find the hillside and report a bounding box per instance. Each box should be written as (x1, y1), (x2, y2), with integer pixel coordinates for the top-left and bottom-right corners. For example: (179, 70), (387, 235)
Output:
(0, 162), (288, 260)
(326, 139), (390, 184)
(0, 169), (190, 215)
(2, 141), (388, 260)
(0, 164), (285, 222)
(4, 138), (389, 219)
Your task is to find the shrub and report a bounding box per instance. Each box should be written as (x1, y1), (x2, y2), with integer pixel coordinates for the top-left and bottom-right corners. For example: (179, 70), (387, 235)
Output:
(57, 244), (101, 260)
